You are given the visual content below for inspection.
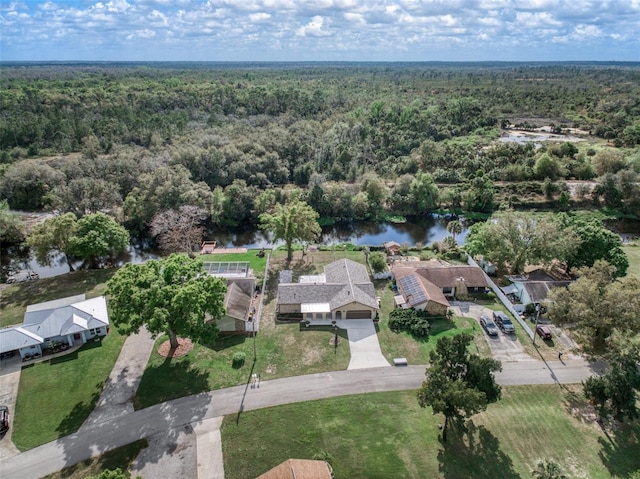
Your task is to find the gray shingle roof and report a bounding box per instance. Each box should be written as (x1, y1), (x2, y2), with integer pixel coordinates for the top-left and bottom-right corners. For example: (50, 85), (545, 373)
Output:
(277, 259), (378, 311)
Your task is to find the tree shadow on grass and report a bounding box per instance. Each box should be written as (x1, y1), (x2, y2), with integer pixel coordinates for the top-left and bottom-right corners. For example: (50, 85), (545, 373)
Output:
(56, 388), (104, 438)
(133, 357), (211, 410)
(58, 358), (212, 474)
(438, 420), (519, 479)
(597, 420), (640, 478)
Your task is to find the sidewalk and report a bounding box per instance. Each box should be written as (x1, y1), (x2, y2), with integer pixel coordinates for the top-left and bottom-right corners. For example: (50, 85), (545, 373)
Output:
(82, 327), (155, 428)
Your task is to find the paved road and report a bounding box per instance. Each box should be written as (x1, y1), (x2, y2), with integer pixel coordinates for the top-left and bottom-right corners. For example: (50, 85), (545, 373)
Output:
(1, 358), (602, 479)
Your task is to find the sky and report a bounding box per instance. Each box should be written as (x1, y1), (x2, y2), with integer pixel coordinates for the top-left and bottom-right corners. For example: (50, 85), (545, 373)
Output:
(1, 0), (639, 62)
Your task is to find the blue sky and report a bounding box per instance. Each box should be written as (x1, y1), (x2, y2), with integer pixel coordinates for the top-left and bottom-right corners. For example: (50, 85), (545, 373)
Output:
(2, 0), (639, 62)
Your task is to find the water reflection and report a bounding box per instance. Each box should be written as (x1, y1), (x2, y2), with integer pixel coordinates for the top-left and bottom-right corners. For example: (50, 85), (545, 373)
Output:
(1, 244), (161, 280)
(210, 214), (469, 249)
(3, 215), (468, 280)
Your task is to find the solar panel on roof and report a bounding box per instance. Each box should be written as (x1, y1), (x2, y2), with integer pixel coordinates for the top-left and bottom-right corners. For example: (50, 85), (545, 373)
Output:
(398, 275), (427, 306)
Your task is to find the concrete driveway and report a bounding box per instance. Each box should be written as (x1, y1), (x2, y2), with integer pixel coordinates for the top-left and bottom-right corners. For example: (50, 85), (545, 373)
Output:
(0, 364), (21, 460)
(450, 302), (533, 362)
(337, 319), (390, 370)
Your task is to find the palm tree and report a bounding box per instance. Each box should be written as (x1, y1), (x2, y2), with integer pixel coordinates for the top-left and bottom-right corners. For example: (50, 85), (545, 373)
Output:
(446, 220), (463, 244)
(531, 460), (567, 479)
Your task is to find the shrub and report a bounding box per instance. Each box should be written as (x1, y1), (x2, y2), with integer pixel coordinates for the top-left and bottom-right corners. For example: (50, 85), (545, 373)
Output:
(388, 309), (430, 338)
(369, 251), (388, 274)
(232, 351), (246, 368)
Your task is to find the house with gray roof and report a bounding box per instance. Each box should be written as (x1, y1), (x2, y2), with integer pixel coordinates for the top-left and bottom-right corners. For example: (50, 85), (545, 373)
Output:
(276, 258), (379, 322)
(505, 269), (571, 307)
(0, 294), (109, 360)
(204, 261), (257, 335)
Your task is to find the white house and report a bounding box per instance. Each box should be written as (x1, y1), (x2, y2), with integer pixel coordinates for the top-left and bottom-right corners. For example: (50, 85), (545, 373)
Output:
(0, 294), (109, 360)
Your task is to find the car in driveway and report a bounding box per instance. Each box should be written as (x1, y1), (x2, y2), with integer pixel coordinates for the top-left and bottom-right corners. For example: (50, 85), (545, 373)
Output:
(0, 405), (9, 434)
(493, 311), (516, 334)
(536, 325), (552, 340)
(479, 315), (499, 336)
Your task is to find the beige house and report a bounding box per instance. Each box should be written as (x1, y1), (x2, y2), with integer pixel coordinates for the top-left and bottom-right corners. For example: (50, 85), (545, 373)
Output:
(276, 258), (379, 322)
(392, 260), (488, 315)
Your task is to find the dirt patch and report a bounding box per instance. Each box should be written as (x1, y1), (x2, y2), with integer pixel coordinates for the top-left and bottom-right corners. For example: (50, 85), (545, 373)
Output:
(158, 338), (194, 358)
(302, 347), (322, 365)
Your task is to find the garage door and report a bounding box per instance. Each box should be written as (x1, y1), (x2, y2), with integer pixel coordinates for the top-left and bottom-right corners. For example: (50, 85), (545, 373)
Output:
(346, 310), (371, 319)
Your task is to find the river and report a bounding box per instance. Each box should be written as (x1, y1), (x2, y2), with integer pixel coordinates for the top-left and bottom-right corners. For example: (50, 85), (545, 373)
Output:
(2, 215), (468, 280)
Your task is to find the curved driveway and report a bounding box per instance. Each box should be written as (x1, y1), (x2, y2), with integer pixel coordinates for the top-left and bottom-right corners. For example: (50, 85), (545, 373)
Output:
(1, 358), (602, 479)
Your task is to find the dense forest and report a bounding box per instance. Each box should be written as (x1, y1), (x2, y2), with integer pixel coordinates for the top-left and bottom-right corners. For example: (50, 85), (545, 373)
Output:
(1, 62), (639, 244)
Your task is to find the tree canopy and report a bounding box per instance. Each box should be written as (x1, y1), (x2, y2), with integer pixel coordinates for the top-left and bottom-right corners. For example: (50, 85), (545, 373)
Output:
(417, 333), (502, 442)
(106, 254), (226, 350)
(465, 211), (579, 274)
(26, 212), (129, 271)
(583, 347), (640, 423)
(548, 261), (640, 353)
(259, 199), (321, 261)
(556, 214), (628, 277)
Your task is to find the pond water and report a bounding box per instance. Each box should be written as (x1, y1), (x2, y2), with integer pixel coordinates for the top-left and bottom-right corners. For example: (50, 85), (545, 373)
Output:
(2, 215), (468, 280)
(212, 214), (469, 249)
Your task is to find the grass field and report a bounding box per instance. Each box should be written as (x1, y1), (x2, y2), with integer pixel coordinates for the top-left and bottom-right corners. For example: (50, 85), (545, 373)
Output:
(12, 329), (126, 451)
(41, 439), (148, 479)
(0, 268), (114, 328)
(622, 242), (640, 278)
(222, 386), (640, 479)
(134, 250), (358, 409)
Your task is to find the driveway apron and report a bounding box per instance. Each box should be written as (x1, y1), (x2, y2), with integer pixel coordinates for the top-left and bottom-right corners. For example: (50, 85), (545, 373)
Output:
(82, 327), (155, 428)
(0, 362), (22, 460)
(340, 319), (390, 370)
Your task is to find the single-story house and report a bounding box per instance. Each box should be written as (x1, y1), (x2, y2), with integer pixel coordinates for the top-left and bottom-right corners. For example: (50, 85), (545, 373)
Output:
(391, 261), (488, 315)
(204, 261), (257, 335)
(393, 267), (450, 316)
(257, 459), (333, 479)
(0, 294), (109, 360)
(506, 269), (571, 307)
(276, 258), (379, 322)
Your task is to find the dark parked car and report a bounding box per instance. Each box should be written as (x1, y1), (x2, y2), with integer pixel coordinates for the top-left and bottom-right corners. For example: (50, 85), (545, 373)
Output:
(536, 325), (552, 340)
(479, 315), (499, 336)
(493, 311), (516, 334)
(0, 350), (15, 360)
(0, 406), (9, 434)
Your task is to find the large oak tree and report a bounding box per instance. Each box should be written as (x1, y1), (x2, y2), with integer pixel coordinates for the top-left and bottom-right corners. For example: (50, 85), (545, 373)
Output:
(106, 254), (226, 350)
(259, 199), (321, 262)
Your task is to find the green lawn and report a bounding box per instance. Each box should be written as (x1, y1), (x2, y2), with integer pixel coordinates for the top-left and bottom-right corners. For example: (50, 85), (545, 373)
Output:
(135, 250), (359, 409)
(42, 439), (148, 479)
(375, 279), (491, 363)
(622, 243), (640, 279)
(12, 329), (126, 451)
(0, 268), (114, 328)
(222, 387), (640, 479)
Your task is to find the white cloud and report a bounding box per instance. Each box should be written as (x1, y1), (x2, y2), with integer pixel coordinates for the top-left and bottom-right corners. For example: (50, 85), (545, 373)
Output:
(249, 12), (271, 22)
(296, 15), (332, 36)
(1, 0), (638, 60)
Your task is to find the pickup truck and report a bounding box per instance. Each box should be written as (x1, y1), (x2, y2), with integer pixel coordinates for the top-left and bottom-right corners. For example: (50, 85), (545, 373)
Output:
(493, 311), (516, 334)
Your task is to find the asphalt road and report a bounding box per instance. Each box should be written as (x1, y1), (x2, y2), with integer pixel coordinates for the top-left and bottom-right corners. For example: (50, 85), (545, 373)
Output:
(1, 358), (603, 479)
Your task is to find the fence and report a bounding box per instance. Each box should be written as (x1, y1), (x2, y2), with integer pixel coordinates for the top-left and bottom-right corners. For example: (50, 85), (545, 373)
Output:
(466, 256), (534, 339)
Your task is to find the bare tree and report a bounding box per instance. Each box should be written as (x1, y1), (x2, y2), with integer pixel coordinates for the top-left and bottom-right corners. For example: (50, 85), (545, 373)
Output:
(150, 206), (208, 254)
